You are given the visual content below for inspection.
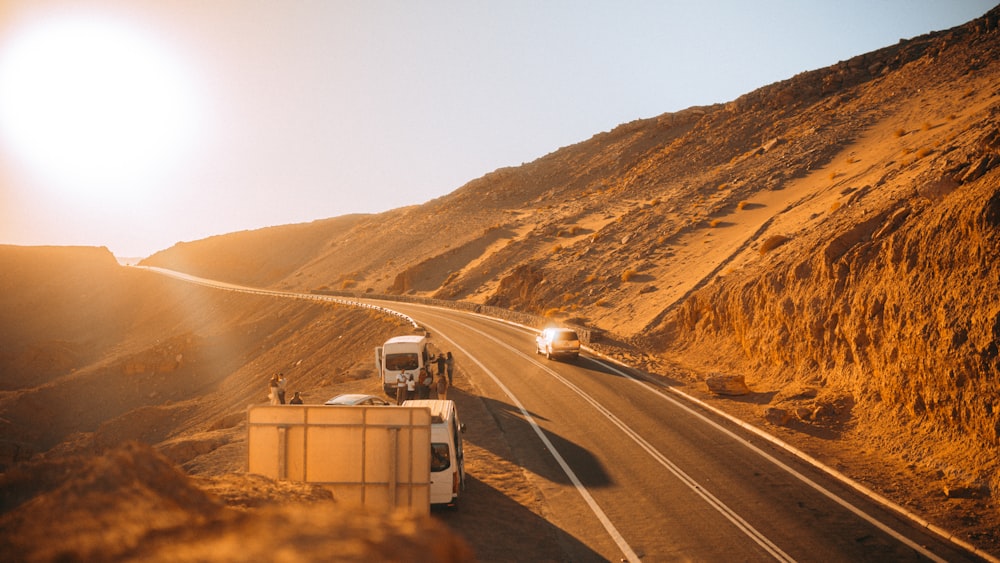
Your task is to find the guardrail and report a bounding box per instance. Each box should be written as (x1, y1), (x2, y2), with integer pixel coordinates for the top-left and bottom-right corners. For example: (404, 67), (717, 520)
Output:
(139, 266), (600, 344)
(310, 289), (603, 345)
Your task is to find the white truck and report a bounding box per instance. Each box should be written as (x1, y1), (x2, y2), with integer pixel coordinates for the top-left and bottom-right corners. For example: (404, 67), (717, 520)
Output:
(376, 335), (431, 396)
(402, 399), (466, 506)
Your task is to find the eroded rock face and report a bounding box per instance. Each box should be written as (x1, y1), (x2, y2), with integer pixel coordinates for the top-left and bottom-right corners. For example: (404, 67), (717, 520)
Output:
(657, 172), (1000, 457)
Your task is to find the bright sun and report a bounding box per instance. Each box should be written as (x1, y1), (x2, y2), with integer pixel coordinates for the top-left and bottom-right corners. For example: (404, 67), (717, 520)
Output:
(0, 14), (199, 203)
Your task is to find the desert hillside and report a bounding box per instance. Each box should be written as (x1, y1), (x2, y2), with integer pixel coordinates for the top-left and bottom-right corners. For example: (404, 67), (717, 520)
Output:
(3, 6), (1000, 561)
(146, 3), (1000, 499)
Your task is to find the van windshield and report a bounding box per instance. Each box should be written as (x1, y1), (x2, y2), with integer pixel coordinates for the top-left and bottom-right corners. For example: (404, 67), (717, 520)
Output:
(385, 353), (419, 371)
(430, 443), (450, 472)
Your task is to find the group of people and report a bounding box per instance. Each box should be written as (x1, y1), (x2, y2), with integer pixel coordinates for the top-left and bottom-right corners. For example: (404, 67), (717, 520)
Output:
(266, 350), (456, 407)
(394, 351), (454, 405)
(267, 373), (303, 405)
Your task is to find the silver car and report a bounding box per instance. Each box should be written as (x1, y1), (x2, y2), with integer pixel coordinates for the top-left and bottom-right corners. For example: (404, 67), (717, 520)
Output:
(535, 327), (580, 361)
(324, 393), (392, 406)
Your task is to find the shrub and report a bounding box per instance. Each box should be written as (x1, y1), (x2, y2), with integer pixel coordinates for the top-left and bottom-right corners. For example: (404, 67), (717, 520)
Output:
(759, 234), (790, 255)
(893, 127), (906, 138)
(341, 279), (357, 289)
(916, 147), (932, 158)
(584, 273), (597, 283)
(552, 244), (563, 253)
(709, 219), (722, 228)
(621, 269), (638, 282)
(737, 200), (749, 210)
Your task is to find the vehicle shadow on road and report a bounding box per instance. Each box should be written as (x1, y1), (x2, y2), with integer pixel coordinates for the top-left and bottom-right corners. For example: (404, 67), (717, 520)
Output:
(433, 474), (605, 562)
(455, 389), (613, 489)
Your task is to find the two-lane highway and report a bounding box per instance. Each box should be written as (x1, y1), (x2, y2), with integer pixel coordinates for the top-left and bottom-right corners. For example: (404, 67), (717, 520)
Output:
(141, 268), (988, 561)
(382, 300), (984, 562)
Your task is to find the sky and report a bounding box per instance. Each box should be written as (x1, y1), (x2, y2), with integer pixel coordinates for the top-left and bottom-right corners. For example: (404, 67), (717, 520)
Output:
(0, 1), (995, 257)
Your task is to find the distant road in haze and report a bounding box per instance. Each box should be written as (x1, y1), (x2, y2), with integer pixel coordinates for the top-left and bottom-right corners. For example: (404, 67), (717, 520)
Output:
(143, 266), (993, 562)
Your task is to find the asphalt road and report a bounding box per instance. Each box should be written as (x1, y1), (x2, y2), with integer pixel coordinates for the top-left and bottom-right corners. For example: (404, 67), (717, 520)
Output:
(381, 300), (985, 563)
(141, 268), (988, 562)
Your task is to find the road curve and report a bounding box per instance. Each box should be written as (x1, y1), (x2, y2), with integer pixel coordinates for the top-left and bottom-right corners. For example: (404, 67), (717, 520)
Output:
(382, 300), (986, 563)
(140, 267), (992, 562)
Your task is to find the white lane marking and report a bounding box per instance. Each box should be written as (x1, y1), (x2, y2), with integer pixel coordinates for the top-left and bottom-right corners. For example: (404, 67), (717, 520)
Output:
(418, 317), (641, 563)
(589, 358), (950, 563)
(422, 313), (795, 562)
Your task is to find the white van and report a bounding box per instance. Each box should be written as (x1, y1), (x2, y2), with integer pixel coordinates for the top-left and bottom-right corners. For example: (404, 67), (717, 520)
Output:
(402, 399), (466, 506)
(376, 335), (430, 396)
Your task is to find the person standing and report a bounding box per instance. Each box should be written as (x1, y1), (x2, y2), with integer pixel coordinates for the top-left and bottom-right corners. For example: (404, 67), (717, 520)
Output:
(406, 372), (416, 401)
(445, 352), (455, 385)
(418, 367), (433, 399)
(395, 371), (408, 405)
(277, 373), (287, 405)
(436, 374), (448, 400)
(435, 354), (446, 379)
(268, 375), (280, 405)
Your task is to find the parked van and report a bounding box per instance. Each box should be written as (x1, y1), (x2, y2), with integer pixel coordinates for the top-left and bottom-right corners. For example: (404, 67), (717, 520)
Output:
(402, 399), (466, 506)
(376, 335), (430, 396)
(535, 327), (580, 361)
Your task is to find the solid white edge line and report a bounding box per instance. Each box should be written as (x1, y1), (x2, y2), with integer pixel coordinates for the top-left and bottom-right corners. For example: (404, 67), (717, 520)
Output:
(586, 352), (994, 563)
(419, 318), (642, 563)
(424, 311), (795, 561)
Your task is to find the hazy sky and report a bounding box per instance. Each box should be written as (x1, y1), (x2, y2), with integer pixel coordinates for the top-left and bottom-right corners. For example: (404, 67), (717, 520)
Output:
(0, 1), (994, 257)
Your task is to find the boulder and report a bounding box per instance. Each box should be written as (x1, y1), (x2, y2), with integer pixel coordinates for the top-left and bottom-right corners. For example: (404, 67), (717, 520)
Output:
(705, 373), (750, 396)
(764, 407), (792, 426)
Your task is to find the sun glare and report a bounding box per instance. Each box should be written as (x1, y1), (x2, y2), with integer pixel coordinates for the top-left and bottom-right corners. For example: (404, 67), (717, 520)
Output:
(0, 14), (199, 203)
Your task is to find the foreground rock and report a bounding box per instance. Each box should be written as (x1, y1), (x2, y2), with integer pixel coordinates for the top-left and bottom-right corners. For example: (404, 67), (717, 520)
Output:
(0, 442), (473, 562)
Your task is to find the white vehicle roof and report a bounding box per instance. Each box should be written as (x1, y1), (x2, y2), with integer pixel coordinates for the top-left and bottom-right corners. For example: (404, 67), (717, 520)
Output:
(385, 335), (427, 345)
(542, 327), (578, 336)
(402, 399), (456, 423)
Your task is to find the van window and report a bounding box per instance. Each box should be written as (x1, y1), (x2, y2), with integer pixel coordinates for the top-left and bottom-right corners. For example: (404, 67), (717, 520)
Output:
(430, 443), (451, 472)
(385, 353), (419, 371)
(555, 330), (578, 342)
